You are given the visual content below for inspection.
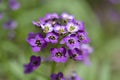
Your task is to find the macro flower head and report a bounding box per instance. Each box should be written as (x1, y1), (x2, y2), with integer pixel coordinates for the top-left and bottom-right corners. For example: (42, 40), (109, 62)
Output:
(24, 13), (93, 76)
(26, 13), (92, 63)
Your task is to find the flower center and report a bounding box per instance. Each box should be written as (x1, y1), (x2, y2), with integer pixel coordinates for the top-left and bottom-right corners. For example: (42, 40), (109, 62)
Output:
(59, 29), (65, 33)
(49, 36), (55, 40)
(44, 26), (49, 33)
(56, 75), (62, 80)
(78, 50), (83, 55)
(32, 60), (38, 66)
(56, 77), (61, 80)
(70, 26), (75, 31)
(68, 39), (75, 44)
(78, 35), (84, 41)
(72, 54), (78, 58)
(55, 52), (63, 57)
(35, 40), (41, 47)
(71, 76), (76, 80)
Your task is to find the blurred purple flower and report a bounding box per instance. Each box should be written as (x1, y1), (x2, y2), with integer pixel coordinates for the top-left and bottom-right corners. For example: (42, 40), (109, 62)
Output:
(32, 20), (41, 27)
(30, 55), (41, 67)
(27, 33), (47, 52)
(24, 55), (41, 74)
(68, 47), (91, 66)
(81, 44), (93, 54)
(45, 13), (59, 20)
(77, 31), (90, 44)
(0, 13), (3, 20)
(109, 0), (120, 4)
(61, 12), (74, 20)
(67, 71), (82, 80)
(3, 19), (17, 30)
(51, 72), (65, 80)
(9, 0), (20, 10)
(107, 9), (120, 23)
(24, 64), (34, 74)
(50, 47), (67, 63)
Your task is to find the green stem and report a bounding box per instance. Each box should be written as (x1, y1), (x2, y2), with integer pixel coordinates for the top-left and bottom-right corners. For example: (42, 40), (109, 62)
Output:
(51, 62), (56, 74)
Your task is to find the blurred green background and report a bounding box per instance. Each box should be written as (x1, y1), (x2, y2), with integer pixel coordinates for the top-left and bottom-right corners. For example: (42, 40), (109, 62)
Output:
(0, 0), (120, 80)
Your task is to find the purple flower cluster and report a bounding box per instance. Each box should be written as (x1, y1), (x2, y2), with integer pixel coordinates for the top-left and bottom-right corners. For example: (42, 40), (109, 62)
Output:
(24, 13), (93, 75)
(27, 13), (92, 62)
(51, 72), (82, 80)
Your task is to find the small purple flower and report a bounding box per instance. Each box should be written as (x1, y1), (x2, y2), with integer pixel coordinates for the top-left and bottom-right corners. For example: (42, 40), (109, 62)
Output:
(45, 32), (59, 44)
(81, 44), (93, 54)
(30, 55), (41, 68)
(9, 0), (20, 10)
(54, 25), (67, 34)
(27, 33), (47, 52)
(3, 19), (17, 30)
(107, 9), (120, 23)
(61, 12), (74, 20)
(24, 55), (41, 74)
(41, 23), (53, 33)
(51, 72), (65, 80)
(74, 21), (85, 31)
(77, 31), (90, 44)
(45, 13), (59, 20)
(68, 71), (82, 80)
(24, 64), (34, 74)
(66, 22), (79, 33)
(60, 35), (80, 49)
(0, 13), (3, 20)
(32, 21), (41, 27)
(68, 48), (91, 66)
(50, 47), (67, 63)
(68, 48), (84, 61)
